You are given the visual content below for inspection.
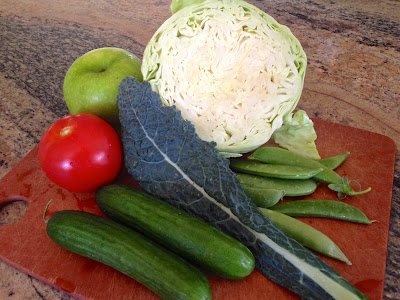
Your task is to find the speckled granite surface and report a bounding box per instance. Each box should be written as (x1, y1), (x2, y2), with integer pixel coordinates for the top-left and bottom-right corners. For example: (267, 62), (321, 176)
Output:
(0, 0), (399, 299)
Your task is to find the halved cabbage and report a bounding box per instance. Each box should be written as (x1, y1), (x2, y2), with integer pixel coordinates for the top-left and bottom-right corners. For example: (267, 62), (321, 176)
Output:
(142, 0), (307, 156)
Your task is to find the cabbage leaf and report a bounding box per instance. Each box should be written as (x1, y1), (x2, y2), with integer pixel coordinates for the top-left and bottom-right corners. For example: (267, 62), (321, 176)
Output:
(273, 110), (321, 159)
(170, 0), (205, 13)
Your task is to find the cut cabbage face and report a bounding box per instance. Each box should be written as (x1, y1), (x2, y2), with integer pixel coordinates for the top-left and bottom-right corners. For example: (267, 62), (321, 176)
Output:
(142, 0), (307, 156)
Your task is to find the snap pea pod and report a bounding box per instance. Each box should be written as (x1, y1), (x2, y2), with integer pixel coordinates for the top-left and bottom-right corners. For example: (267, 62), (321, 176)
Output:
(269, 200), (372, 224)
(259, 208), (351, 265)
(318, 152), (350, 170)
(241, 186), (284, 208)
(249, 147), (344, 184)
(237, 173), (317, 196)
(230, 159), (323, 179)
(248, 147), (371, 197)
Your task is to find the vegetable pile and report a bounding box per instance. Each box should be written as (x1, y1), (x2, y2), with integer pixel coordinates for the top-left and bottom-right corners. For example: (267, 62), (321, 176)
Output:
(115, 77), (369, 300)
(39, 0), (375, 299)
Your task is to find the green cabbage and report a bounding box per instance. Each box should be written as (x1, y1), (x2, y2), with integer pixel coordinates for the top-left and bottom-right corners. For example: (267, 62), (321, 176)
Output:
(142, 0), (307, 156)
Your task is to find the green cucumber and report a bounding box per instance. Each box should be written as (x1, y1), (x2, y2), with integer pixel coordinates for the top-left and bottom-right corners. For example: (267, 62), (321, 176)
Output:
(96, 184), (255, 279)
(46, 210), (211, 300)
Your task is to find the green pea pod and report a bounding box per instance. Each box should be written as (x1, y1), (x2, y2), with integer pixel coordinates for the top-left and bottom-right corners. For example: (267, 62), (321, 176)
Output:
(318, 152), (350, 170)
(241, 186), (284, 208)
(237, 173), (317, 196)
(230, 160), (323, 179)
(259, 208), (351, 265)
(269, 199), (372, 224)
(249, 147), (343, 184)
(249, 147), (371, 197)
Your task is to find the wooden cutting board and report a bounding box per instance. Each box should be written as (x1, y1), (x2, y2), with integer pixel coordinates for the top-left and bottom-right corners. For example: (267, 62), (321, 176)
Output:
(0, 119), (396, 300)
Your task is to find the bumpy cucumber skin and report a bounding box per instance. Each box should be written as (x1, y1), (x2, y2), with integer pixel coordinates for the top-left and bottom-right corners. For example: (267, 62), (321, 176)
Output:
(47, 211), (211, 300)
(96, 184), (255, 279)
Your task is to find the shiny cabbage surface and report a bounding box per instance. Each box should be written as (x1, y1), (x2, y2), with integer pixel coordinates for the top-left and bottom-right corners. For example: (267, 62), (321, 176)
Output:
(142, 0), (307, 155)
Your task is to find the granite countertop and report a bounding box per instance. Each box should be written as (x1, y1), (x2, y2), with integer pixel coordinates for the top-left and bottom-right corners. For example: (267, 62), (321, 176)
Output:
(0, 0), (399, 299)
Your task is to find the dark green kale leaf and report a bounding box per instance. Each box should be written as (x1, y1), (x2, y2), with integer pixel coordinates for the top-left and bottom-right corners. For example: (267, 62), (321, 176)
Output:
(116, 77), (368, 300)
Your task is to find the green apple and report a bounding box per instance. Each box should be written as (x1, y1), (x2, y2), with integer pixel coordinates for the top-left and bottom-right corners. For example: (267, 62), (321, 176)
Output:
(63, 47), (143, 126)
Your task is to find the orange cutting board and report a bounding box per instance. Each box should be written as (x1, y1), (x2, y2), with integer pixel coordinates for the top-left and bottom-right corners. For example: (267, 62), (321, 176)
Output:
(0, 119), (396, 300)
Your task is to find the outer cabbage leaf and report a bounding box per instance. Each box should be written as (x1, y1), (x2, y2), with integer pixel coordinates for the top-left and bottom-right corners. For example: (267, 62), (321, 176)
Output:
(116, 77), (368, 300)
(142, 0), (307, 156)
(273, 110), (321, 159)
(170, 0), (205, 13)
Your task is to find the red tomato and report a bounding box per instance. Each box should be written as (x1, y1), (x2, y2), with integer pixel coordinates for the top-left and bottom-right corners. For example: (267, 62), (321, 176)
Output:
(39, 113), (123, 193)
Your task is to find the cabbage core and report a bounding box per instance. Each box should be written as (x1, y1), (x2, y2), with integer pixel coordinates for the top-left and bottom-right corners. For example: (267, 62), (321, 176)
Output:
(142, 0), (307, 155)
